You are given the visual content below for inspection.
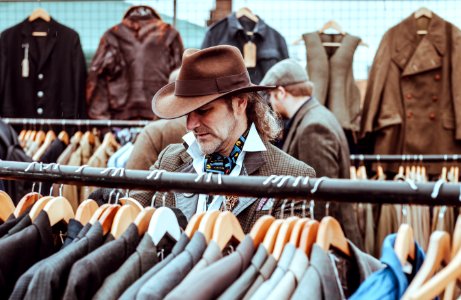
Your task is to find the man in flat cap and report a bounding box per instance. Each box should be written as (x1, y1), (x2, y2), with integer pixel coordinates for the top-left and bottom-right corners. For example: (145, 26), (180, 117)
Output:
(261, 58), (362, 248)
(148, 45), (316, 232)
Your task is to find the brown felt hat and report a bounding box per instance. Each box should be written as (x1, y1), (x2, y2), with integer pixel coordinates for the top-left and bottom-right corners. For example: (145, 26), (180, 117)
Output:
(152, 45), (274, 119)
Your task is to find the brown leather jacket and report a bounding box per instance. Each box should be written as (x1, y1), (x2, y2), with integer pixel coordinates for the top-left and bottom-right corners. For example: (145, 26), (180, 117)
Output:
(87, 7), (184, 120)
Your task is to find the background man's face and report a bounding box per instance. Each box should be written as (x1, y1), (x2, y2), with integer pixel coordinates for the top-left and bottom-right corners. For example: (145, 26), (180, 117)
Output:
(269, 90), (288, 119)
(186, 98), (238, 155)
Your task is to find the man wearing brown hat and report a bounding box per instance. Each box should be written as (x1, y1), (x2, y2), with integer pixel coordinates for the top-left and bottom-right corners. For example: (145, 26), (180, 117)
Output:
(261, 58), (363, 248)
(148, 45), (316, 232)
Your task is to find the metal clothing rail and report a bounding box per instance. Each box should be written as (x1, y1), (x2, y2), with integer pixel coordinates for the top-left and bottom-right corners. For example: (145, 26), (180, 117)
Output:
(1, 118), (152, 128)
(350, 154), (461, 163)
(0, 160), (461, 206)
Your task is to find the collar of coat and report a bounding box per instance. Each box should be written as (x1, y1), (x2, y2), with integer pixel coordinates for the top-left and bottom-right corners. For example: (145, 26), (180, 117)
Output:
(391, 12), (448, 77)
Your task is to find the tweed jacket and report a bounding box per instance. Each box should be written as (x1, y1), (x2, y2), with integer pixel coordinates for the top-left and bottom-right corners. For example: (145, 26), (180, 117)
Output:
(126, 117), (187, 170)
(282, 98), (362, 248)
(302, 32), (362, 132)
(145, 140), (316, 233)
(360, 13), (461, 172)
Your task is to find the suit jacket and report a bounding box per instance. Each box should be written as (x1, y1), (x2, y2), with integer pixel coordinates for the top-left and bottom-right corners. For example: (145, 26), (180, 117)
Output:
(181, 240), (222, 281)
(218, 244), (268, 300)
(243, 253), (277, 299)
(302, 33), (361, 131)
(119, 233), (190, 300)
(291, 241), (382, 300)
(282, 98), (362, 249)
(63, 224), (140, 300)
(146, 141), (315, 233)
(0, 18), (87, 119)
(360, 13), (461, 173)
(165, 235), (254, 300)
(126, 117), (187, 170)
(138, 232), (207, 300)
(93, 233), (160, 300)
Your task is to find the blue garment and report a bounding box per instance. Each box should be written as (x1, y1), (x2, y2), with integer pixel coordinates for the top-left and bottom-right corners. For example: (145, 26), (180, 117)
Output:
(108, 142), (133, 168)
(349, 233), (425, 300)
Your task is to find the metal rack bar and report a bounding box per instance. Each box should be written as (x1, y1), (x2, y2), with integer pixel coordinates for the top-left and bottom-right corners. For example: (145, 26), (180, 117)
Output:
(350, 154), (461, 163)
(0, 160), (460, 206)
(1, 118), (152, 128)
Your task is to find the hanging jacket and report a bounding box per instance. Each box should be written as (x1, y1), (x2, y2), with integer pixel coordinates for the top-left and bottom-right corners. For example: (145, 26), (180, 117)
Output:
(87, 7), (184, 120)
(0, 18), (87, 119)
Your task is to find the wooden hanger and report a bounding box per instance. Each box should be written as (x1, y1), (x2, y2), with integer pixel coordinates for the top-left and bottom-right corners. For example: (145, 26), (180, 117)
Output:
(42, 196), (74, 226)
(119, 197), (144, 212)
(102, 132), (118, 149)
(442, 214), (461, 300)
(82, 130), (95, 146)
(33, 130), (56, 161)
(29, 7), (50, 22)
(147, 207), (181, 245)
(72, 131), (83, 145)
(316, 216), (350, 256)
(185, 212), (206, 239)
(110, 204), (142, 239)
(19, 129), (27, 144)
(289, 218), (309, 247)
(14, 192), (42, 217)
(134, 207), (156, 236)
(403, 231), (451, 299)
(272, 216), (299, 260)
(212, 211), (245, 251)
(394, 223), (416, 266)
(299, 219), (320, 256)
(414, 7), (432, 19)
(98, 204), (120, 235)
(58, 131), (69, 146)
(34, 130), (46, 146)
(262, 219), (284, 253)
(89, 203), (111, 225)
(75, 199), (99, 226)
(250, 215), (275, 247)
(29, 196), (54, 221)
(236, 7), (259, 23)
(198, 210), (220, 243)
(0, 191), (15, 222)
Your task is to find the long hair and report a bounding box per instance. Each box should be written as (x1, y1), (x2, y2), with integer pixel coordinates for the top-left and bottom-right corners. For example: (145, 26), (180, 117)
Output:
(243, 92), (282, 142)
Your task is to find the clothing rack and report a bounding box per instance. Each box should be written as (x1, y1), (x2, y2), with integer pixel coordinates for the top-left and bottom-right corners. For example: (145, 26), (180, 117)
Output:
(1, 118), (152, 128)
(350, 154), (461, 163)
(0, 160), (460, 206)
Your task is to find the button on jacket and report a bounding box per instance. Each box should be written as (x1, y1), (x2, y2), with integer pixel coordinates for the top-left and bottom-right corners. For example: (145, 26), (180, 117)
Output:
(138, 232), (207, 300)
(349, 234), (425, 300)
(63, 223), (140, 300)
(165, 236), (255, 300)
(0, 18), (87, 118)
(202, 13), (289, 84)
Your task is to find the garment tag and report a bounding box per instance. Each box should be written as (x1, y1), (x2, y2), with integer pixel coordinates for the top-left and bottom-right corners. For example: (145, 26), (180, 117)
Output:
(243, 41), (257, 68)
(21, 43), (29, 78)
(402, 261), (413, 274)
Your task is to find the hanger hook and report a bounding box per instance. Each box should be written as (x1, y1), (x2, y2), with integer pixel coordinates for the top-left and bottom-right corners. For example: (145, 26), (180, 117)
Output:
(290, 200), (295, 217)
(217, 173), (222, 185)
(404, 178), (418, 191)
(24, 161), (38, 172)
(162, 193), (167, 207)
(277, 175), (293, 188)
(302, 199), (307, 218)
(151, 192), (158, 207)
(75, 164), (88, 173)
(292, 176), (303, 187)
(194, 173), (205, 183)
(108, 189), (116, 205)
(59, 184), (63, 197)
(402, 205), (409, 224)
(263, 175), (277, 185)
(280, 199), (288, 219)
(431, 178), (446, 199)
(100, 167), (116, 176)
(302, 176), (310, 186)
(309, 199), (315, 219)
(115, 191), (121, 205)
(206, 173), (213, 183)
(311, 176), (329, 194)
(325, 201), (330, 216)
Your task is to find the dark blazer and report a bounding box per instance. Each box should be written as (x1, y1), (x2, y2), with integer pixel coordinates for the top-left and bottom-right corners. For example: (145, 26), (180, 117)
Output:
(93, 233), (160, 300)
(137, 232), (207, 300)
(119, 233), (190, 300)
(164, 235), (254, 300)
(63, 224), (140, 300)
(360, 13), (461, 173)
(282, 98), (362, 248)
(0, 18), (87, 119)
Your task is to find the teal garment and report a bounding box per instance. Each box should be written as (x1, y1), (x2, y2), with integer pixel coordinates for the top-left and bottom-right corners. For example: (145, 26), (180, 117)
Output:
(349, 233), (425, 300)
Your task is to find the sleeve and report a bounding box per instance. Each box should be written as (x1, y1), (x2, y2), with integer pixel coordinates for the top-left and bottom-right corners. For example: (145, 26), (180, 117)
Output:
(126, 126), (161, 170)
(167, 30), (184, 73)
(449, 24), (461, 140)
(201, 29), (214, 49)
(71, 34), (87, 119)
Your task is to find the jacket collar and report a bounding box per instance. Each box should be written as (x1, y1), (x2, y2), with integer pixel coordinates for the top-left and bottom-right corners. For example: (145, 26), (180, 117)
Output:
(309, 244), (343, 300)
(282, 97), (321, 152)
(227, 13), (267, 40)
(391, 13), (447, 76)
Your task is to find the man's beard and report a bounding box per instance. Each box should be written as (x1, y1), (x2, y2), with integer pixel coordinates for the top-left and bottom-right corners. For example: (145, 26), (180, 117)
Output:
(195, 116), (237, 155)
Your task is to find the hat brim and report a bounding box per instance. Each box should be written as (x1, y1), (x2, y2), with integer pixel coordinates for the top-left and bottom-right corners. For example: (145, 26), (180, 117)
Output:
(152, 82), (275, 119)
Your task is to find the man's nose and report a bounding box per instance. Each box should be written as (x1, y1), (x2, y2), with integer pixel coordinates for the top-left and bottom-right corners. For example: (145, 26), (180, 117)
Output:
(186, 112), (200, 131)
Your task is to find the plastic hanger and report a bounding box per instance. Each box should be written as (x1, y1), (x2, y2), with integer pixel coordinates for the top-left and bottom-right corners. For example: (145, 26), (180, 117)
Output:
(235, 7), (258, 23)
(198, 210), (220, 243)
(110, 204), (142, 239)
(134, 207), (156, 236)
(33, 130), (56, 161)
(289, 218), (309, 247)
(75, 199), (99, 226)
(185, 212), (206, 239)
(394, 223), (416, 266)
(29, 195), (54, 221)
(299, 219), (320, 256)
(147, 206), (181, 245)
(89, 203), (111, 225)
(98, 204), (120, 235)
(316, 216), (350, 256)
(212, 211), (245, 251)
(0, 191), (15, 222)
(41, 196), (74, 226)
(14, 192), (42, 217)
(29, 7), (51, 22)
(262, 219), (284, 253)
(272, 216), (299, 260)
(250, 215), (275, 247)
(403, 231), (451, 299)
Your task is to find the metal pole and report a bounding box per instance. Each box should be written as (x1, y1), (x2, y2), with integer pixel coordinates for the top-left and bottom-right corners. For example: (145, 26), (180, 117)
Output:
(350, 154), (461, 163)
(1, 118), (152, 128)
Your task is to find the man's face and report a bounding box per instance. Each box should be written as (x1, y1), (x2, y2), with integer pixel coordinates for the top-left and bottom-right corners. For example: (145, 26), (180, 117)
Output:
(268, 89), (288, 119)
(186, 98), (239, 155)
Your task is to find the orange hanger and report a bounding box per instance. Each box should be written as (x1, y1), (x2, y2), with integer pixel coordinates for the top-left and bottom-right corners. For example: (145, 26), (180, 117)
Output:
(98, 204), (120, 235)
(41, 196), (74, 226)
(72, 131), (83, 145)
(58, 131), (69, 146)
(134, 207), (156, 236)
(29, 196), (54, 221)
(75, 199), (99, 226)
(34, 130), (46, 145)
(0, 191), (15, 222)
(212, 211), (245, 251)
(262, 219), (284, 253)
(289, 218), (309, 247)
(119, 197), (144, 212)
(185, 212), (206, 239)
(316, 216), (350, 256)
(29, 7), (51, 22)
(198, 210), (220, 243)
(14, 192), (42, 218)
(89, 203), (111, 225)
(299, 219), (320, 256)
(250, 215), (275, 248)
(82, 130), (95, 146)
(394, 223), (416, 266)
(33, 130), (56, 161)
(272, 216), (299, 260)
(110, 204), (142, 239)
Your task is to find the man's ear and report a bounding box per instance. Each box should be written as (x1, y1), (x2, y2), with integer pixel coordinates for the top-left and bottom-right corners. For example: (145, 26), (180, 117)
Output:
(276, 86), (286, 100)
(232, 95), (248, 115)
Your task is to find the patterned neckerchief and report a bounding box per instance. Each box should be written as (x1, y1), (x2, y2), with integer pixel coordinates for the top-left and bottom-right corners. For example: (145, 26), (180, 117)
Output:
(203, 129), (250, 175)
